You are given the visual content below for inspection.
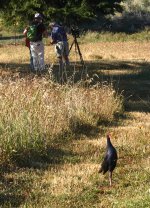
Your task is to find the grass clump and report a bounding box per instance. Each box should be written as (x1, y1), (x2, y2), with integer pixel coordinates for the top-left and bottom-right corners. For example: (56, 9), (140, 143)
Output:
(0, 77), (123, 167)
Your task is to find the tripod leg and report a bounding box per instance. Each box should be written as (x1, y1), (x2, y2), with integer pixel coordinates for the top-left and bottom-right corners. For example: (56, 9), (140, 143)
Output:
(74, 39), (85, 66)
(69, 40), (75, 54)
(74, 38), (87, 80)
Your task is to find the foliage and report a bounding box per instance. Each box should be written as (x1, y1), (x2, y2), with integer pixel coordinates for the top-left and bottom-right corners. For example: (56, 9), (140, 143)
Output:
(110, 0), (150, 32)
(123, 0), (150, 13)
(0, 0), (123, 28)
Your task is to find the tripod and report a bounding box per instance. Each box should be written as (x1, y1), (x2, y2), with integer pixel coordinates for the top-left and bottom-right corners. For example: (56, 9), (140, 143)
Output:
(69, 35), (85, 67)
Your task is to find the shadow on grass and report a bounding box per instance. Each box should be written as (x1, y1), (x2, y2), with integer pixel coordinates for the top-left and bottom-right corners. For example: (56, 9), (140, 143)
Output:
(11, 124), (101, 169)
(0, 175), (30, 207)
(85, 60), (150, 112)
(0, 193), (26, 207)
(12, 147), (80, 169)
(0, 59), (150, 112)
(69, 121), (100, 138)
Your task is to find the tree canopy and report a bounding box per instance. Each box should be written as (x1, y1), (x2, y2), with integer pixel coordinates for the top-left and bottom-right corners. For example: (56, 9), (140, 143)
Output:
(0, 0), (123, 28)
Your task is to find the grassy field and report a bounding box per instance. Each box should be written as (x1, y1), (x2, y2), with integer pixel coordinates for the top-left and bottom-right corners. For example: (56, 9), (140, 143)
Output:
(0, 28), (150, 45)
(0, 35), (150, 207)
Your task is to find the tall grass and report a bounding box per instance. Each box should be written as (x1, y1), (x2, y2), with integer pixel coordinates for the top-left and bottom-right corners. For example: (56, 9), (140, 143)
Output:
(80, 29), (150, 43)
(0, 77), (123, 167)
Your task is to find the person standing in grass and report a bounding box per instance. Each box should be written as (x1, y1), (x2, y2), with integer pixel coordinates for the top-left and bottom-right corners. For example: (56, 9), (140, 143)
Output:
(23, 26), (33, 71)
(49, 22), (70, 69)
(24, 13), (47, 72)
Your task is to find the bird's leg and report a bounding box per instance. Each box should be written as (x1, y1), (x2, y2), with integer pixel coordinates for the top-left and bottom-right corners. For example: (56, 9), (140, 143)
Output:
(109, 171), (112, 186)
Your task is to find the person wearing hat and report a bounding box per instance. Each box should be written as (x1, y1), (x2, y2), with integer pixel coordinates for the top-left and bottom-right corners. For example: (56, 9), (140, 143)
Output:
(24, 13), (47, 72)
(49, 22), (69, 69)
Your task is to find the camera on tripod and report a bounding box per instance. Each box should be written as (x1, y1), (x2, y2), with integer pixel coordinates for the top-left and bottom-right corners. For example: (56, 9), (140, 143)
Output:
(70, 26), (80, 38)
(69, 25), (85, 67)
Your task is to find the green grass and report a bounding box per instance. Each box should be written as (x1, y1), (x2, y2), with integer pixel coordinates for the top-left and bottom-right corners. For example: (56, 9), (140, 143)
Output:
(1, 28), (150, 46)
(80, 29), (150, 43)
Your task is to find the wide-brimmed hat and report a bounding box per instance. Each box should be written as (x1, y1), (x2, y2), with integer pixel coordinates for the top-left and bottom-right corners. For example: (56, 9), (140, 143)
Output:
(34, 13), (43, 19)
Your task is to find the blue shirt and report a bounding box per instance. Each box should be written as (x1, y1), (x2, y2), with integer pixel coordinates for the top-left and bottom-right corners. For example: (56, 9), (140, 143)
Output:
(51, 25), (67, 43)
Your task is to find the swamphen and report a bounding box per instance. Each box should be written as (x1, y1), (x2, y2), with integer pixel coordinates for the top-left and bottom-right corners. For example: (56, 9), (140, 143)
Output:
(99, 135), (118, 186)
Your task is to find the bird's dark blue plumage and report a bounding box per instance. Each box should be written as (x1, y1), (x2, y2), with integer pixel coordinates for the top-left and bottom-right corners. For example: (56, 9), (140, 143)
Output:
(99, 135), (118, 186)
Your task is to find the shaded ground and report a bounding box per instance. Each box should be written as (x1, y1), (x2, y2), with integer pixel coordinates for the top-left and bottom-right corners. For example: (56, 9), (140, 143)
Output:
(85, 60), (150, 112)
(0, 35), (23, 40)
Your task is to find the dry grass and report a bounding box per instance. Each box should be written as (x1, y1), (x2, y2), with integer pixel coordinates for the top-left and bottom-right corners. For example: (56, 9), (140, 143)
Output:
(81, 41), (150, 61)
(0, 78), (122, 168)
(0, 39), (150, 65)
(0, 38), (150, 207)
(42, 163), (98, 196)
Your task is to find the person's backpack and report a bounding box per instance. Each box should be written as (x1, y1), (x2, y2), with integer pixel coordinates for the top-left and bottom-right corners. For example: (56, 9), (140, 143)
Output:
(27, 24), (38, 41)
